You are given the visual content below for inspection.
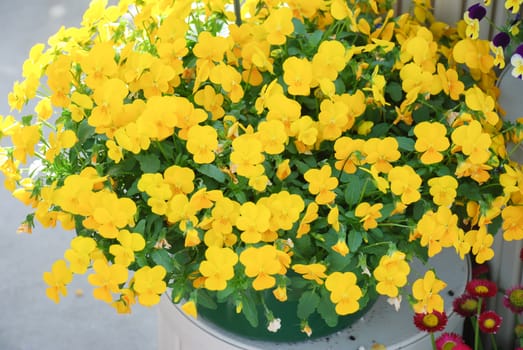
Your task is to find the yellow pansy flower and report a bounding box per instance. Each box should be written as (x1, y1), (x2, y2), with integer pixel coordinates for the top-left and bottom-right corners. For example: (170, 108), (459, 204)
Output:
(133, 265), (167, 307)
(240, 245), (282, 291)
(292, 263), (328, 285)
(304, 164), (338, 205)
(283, 56), (313, 96)
(355, 202), (383, 230)
(65, 236), (97, 274)
(199, 246), (238, 291)
(412, 270), (446, 313)
(43, 260), (73, 303)
(414, 122), (450, 165)
(373, 251), (410, 297)
(88, 260), (129, 304)
(388, 165), (422, 205)
(325, 272), (362, 315)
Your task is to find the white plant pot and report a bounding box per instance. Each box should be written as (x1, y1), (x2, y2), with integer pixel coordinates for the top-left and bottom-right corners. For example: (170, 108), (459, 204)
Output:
(158, 248), (470, 350)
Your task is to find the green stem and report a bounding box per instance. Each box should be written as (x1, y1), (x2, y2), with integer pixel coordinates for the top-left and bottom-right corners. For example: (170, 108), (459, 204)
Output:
(507, 139), (523, 159)
(360, 241), (390, 252)
(430, 332), (436, 350)
(155, 140), (172, 162)
(490, 333), (498, 350)
(377, 222), (411, 229)
(40, 119), (57, 131)
(335, 158), (350, 182)
(474, 297), (484, 350)
(474, 317), (479, 350)
(357, 178), (369, 204)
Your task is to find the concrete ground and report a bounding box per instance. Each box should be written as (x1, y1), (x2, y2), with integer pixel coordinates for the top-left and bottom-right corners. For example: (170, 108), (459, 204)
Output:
(0, 1), (157, 350)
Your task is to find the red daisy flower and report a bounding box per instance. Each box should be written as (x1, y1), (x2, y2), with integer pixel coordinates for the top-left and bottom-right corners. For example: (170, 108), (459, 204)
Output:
(503, 285), (523, 314)
(453, 294), (480, 317)
(413, 310), (448, 333)
(471, 263), (489, 279)
(465, 279), (498, 298)
(435, 333), (469, 350)
(478, 310), (502, 334)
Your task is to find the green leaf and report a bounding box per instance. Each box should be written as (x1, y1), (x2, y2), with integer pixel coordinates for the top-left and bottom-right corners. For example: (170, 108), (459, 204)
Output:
(216, 286), (235, 301)
(412, 200), (428, 221)
(120, 157), (138, 171)
(317, 292), (338, 327)
(325, 249), (354, 271)
(344, 175), (362, 206)
(412, 105), (431, 123)
(134, 252), (148, 268)
(197, 164), (226, 183)
(292, 17), (306, 35)
(136, 153), (161, 173)
(294, 160), (310, 174)
(133, 219), (146, 234)
(457, 182), (482, 201)
(241, 293), (259, 328)
(368, 123), (390, 137)
(196, 289), (217, 310)
(396, 136), (415, 152)
(307, 30), (324, 50)
(347, 230), (363, 252)
(489, 213), (503, 236)
(435, 165), (451, 176)
(77, 120), (95, 143)
(385, 81), (403, 102)
(294, 235), (315, 258)
(21, 115), (34, 126)
(151, 249), (174, 273)
(297, 291), (320, 320)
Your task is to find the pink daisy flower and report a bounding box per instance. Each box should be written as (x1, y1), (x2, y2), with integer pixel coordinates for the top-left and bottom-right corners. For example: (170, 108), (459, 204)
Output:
(503, 285), (523, 314)
(478, 310), (502, 334)
(413, 310), (448, 333)
(466, 279), (497, 298)
(435, 332), (470, 350)
(453, 294), (480, 317)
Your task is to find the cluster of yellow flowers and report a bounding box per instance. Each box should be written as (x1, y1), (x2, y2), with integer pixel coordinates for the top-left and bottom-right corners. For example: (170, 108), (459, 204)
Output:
(1, 0), (522, 339)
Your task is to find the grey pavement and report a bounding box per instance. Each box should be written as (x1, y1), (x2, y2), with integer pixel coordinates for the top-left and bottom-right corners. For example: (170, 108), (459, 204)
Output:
(0, 2), (157, 350)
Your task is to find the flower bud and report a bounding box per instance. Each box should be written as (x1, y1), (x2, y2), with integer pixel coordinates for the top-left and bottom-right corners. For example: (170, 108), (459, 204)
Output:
(514, 323), (523, 338)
